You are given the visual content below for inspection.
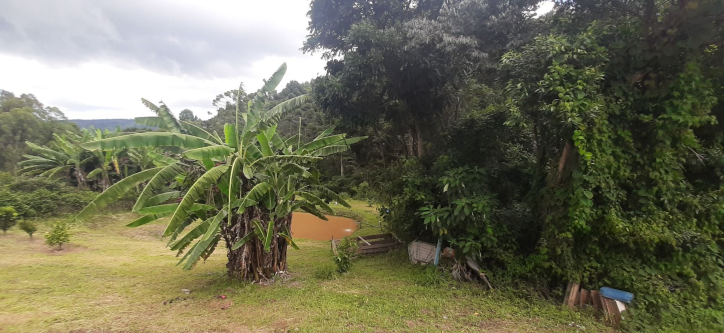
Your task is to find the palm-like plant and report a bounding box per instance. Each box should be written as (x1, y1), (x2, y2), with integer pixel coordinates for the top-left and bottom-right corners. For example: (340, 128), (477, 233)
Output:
(126, 147), (156, 172)
(19, 132), (93, 189)
(76, 64), (364, 280)
(85, 128), (124, 191)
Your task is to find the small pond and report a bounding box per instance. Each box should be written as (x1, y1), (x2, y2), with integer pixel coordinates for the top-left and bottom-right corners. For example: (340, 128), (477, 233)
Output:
(290, 212), (358, 241)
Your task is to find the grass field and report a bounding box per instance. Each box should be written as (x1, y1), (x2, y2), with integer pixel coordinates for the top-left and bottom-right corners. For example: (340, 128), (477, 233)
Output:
(0, 201), (605, 332)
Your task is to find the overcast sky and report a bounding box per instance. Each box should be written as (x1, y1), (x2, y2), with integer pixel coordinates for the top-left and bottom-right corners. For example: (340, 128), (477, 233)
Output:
(0, 0), (326, 120)
(0, 0), (554, 120)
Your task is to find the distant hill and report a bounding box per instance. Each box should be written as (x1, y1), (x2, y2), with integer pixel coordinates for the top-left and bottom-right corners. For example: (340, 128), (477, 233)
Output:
(67, 119), (155, 132)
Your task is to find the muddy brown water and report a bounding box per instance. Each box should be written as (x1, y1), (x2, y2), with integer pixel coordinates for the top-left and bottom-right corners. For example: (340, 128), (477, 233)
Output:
(290, 212), (358, 241)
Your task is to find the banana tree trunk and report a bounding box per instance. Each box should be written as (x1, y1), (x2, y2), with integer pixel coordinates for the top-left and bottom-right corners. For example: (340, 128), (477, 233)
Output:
(221, 207), (291, 281)
(101, 170), (111, 191)
(74, 166), (87, 190)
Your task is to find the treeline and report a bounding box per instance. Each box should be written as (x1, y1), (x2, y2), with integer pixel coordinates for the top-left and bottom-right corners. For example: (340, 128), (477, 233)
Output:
(0, 91), (75, 173)
(304, 0), (724, 331)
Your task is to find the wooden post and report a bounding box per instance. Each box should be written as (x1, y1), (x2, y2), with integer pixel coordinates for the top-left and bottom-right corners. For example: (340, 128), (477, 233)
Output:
(591, 290), (603, 317)
(563, 282), (580, 308)
(569, 282), (580, 307)
(579, 289), (591, 307)
(563, 282), (573, 307)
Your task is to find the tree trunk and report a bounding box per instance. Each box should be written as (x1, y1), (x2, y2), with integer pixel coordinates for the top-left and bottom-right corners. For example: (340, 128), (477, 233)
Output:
(553, 140), (573, 185)
(413, 118), (426, 158)
(75, 167), (87, 190)
(221, 207), (292, 281)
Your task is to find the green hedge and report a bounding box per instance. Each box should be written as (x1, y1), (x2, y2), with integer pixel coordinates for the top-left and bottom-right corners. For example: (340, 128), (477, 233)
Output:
(0, 174), (132, 218)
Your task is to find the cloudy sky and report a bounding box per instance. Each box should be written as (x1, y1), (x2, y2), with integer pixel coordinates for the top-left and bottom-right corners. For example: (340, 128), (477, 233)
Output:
(0, 0), (554, 120)
(0, 0), (326, 120)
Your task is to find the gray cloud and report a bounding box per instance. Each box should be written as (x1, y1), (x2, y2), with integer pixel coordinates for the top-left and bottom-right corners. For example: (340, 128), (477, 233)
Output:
(0, 0), (307, 79)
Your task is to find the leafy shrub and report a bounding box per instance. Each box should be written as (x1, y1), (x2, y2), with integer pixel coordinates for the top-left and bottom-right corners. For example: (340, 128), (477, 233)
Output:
(18, 220), (37, 239)
(333, 236), (358, 273)
(0, 206), (18, 235)
(45, 222), (70, 249)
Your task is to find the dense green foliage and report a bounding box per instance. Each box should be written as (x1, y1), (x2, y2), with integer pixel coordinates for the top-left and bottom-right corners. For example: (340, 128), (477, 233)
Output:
(0, 91), (75, 173)
(0, 175), (100, 218)
(307, 0), (724, 330)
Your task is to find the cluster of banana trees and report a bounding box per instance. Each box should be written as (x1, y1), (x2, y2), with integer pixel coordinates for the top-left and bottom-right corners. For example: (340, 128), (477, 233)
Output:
(75, 64), (364, 280)
(19, 128), (157, 191)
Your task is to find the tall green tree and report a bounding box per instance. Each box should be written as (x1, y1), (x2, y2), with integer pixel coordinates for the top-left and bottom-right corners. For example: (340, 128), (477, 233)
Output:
(307, 0), (538, 157)
(0, 91), (75, 173)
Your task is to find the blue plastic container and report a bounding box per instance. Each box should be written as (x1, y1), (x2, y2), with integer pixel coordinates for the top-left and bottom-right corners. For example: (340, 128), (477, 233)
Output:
(600, 287), (634, 303)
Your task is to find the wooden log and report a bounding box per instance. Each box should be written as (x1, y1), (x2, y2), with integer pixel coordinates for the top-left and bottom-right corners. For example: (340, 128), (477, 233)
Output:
(599, 294), (611, 323)
(563, 282), (574, 307)
(591, 290), (603, 317)
(579, 289), (591, 307)
(607, 297), (622, 327)
(567, 282), (580, 308)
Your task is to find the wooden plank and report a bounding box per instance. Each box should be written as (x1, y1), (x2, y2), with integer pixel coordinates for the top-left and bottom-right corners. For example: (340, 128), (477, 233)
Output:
(358, 245), (398, 254)
(567, 282), (580, 308)
(357, 233), (393, 240)
(360, 242), (400, 251)
(563, 282), (573, 308)
(333, 237), (396, 246)
(359, 245), (399, 253)
(367, 238), (398, 245)
(357, 236), (371, 246)
(599, 294), (610, 320)
(604, 297), (622, 328)
(579, 289), (591, 307)
(331, 238), (338, 255)
(611, 300), (624, 328)
(591, 290), (603, 317)
(359, 249), (394, 255)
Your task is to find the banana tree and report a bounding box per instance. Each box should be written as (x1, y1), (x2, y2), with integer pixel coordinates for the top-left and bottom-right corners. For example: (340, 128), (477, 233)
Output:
(85, 128), (124, 191)
(76, 63), (365, 280)
(126, 147), (156, 172)
(19, 132), (93, 189)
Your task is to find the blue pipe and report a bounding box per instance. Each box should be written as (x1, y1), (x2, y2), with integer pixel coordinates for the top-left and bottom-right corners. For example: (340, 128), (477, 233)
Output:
(600, 287), (634, 303)
(434, 237), (442, 266)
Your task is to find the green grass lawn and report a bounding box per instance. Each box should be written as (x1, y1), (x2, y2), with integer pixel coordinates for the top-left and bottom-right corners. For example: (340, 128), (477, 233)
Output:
(0, 205), (605, 332)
